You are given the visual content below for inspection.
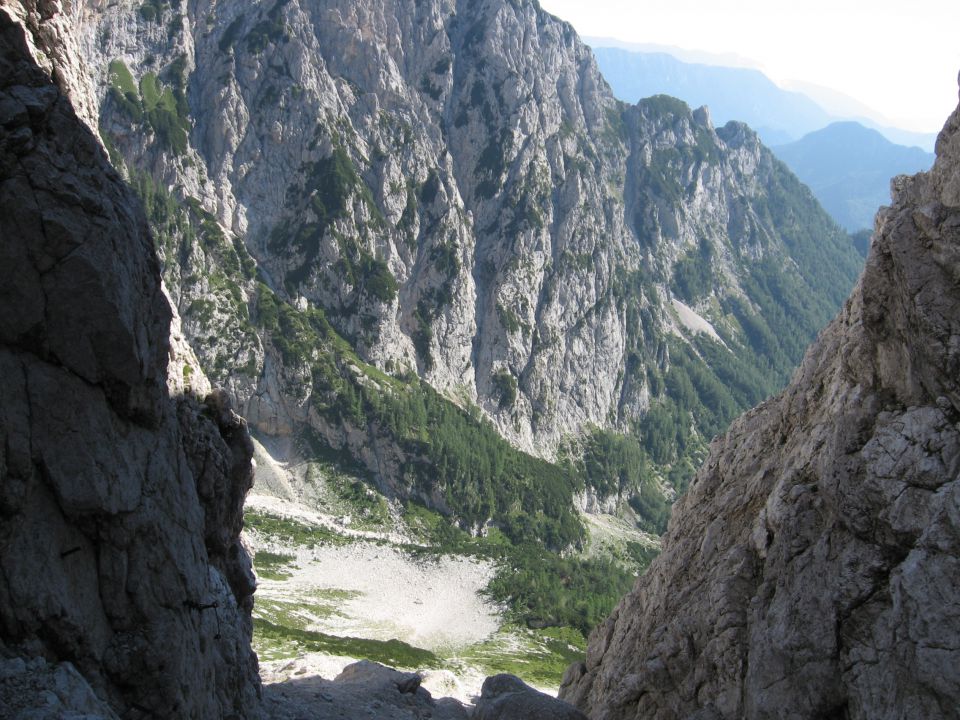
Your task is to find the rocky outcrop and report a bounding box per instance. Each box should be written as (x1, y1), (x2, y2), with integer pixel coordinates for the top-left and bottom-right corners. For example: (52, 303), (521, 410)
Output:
(0, 12), (260, 718)
(559, 85), (960, 719)
(0, 656), (120, 720)
(264, 660), (469, 719)
(475, 673), (588, 720)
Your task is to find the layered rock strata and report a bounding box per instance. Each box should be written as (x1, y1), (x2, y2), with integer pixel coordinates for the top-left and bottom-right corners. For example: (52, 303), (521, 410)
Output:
(560, 85), (960, 719)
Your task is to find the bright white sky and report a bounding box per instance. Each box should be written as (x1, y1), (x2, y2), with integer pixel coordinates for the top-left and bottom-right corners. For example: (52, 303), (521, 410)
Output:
(539, 0), (960, 133)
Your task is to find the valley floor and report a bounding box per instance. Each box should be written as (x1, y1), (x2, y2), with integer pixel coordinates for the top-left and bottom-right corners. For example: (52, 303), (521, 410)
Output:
(244, 436), (624, 703)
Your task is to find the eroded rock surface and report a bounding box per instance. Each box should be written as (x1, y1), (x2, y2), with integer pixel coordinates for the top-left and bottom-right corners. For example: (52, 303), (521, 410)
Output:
(8, 0), (862, 487)
(0, 655), (120, 720)
(0, 12), (260, 719)
(560, 85), (960, 719)
(475, 673), (588, 720)
(263, 660), (469, 720)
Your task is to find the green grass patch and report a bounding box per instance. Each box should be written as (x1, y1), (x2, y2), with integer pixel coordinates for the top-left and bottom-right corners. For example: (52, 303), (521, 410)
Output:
(253, 618), (440, 668)
(252, 550), (296, 581)
(253, 591), (357, 629)
(105, 59), (189, 154)
(459, 625), (586, 688)
(108, 60), (138, 97)
(245, 510), (349, 548)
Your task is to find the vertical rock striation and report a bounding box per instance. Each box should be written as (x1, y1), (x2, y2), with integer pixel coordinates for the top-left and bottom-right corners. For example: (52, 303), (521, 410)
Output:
(18, 0), (860, 475)
(560, 86), (960, 719)
(0, 11), (260, 718)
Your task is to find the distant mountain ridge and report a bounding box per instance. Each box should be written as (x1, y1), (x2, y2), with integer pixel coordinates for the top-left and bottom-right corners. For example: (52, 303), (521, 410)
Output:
(589, 43), (938, 151)
(772, 121), (935, 231)
(589, 46), (830, 146)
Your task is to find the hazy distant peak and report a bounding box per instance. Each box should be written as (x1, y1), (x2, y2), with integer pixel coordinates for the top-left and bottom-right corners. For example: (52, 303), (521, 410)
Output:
(773, 121), (935, 231)
(589, 43), (938, 152)
(583, 36), (762, 70)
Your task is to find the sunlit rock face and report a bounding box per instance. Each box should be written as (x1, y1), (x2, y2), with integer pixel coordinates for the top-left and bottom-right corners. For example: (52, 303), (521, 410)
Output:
(11, 0), (860, 500)
(0, 11), (260, 718)
(560, 86), (960, 720)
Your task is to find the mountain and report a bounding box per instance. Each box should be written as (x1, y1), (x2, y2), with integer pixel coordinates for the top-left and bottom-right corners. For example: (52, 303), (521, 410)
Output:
(590, 44), (938, 151)
(1, 0), (955, 717)
(773, 121), (935, 231)
(783, 78), (940, 150)
(583, 36), (777, 72)
(560, 86), (960, 720)
(589, 46), (831, 145)
(2, 0), (861, 552)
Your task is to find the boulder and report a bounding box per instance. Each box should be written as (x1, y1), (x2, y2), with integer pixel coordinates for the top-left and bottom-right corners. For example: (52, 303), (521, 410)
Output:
(475, 674), (588, 720)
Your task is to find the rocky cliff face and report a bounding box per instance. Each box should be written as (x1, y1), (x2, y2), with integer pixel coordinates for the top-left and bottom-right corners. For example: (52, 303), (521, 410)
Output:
(0, 11), (260, 718)
(559, 85), (960, 720)
(2, 0), (864, 545)
(10, 0), (860, 499)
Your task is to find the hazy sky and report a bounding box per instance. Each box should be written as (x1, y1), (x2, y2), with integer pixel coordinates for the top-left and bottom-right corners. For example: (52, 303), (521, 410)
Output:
(538, 0), (960, 133)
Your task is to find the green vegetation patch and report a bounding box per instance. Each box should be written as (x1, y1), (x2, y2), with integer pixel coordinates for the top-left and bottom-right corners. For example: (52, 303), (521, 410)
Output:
(106, 58), (189, 155)
(331, 478), (393, 530)
(487, 550), (636, 637)
(246, 0), (289, 55)
(108, 60), (141, 121)
(219, 15), (246, 52)
(253, 619), (441, 668)
(459, 625), (586, 688)
(252, 551), (296, 581)
(672, 239), (715, 303)
(491, 370), (518, 409)
(475, 128), (512, 200)
(138, 0), (168, 23)
(497, 303), (522, 334)
(639, 93), (692, 118)
(576, 429), (670, 534)
(253, 591), (357, 629)
(245, 510), (349, 548)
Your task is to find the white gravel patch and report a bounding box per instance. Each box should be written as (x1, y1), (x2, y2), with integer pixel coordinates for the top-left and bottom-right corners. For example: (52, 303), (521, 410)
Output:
(671, 299), (725, 344)
(256, 539), (502, 653)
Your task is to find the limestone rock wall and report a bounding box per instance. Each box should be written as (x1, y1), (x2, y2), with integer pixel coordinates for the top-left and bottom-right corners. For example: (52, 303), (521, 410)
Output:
(559, 87), (960, 719)
(13, 0), (860, 475)
(0, 11), (260, 718)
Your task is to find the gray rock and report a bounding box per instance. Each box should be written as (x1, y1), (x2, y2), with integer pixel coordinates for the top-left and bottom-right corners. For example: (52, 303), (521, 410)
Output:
(475, 674), (588, 720)
(15, 0), (859, 512)
(264, 661), (469, 719)
(560, 83), (960, 720)
(0, 656), (119, 720)
(0, 13), (260, 719)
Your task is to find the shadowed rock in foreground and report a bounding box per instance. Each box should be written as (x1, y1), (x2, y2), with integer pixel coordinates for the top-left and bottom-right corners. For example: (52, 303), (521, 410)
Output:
(560, 79), (960, 719)
(475, 673), (588, 719)
(264, 661), (470, 719)
(0, 11), (260, 719)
